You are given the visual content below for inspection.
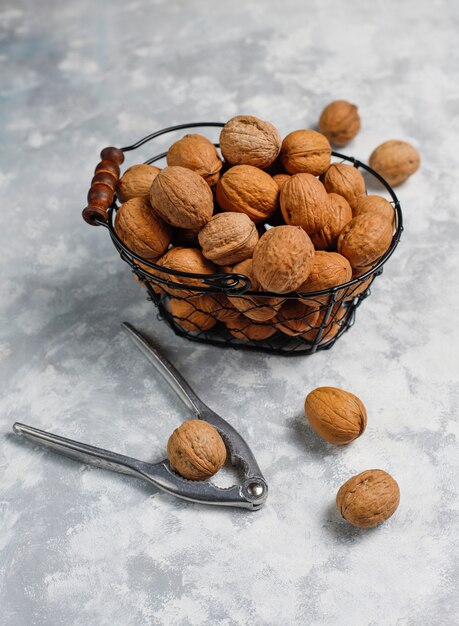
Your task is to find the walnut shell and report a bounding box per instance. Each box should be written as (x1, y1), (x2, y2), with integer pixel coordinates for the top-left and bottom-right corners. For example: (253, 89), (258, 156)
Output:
(345, 265), (375, 299)
(228, 259), (282, 321)
(150, 166), (214, 229)
(272, 173), (290, 191)
(337, 213), (393, 269)
(302, 304), (347, 343)
(157, 247), (216, 293)
(198, 212), (258, 265)
(281, 130), (331, 176)
(336, 469), (400, 528)
(215, 165), (279, 223)
(167, 134), (223, 186)
(114, 197), (172, 261)
(352, 195), (394, 223)
(369, 140), (420, 187)
(274, 300), (320, 336)
(167, 419), (226, 480)
(199, 293), (241, 323)
(298, 251), (352, 304)
(252, 225), (315, 294)
(311, 193), (353, 250)
(169, 296), (217, 332)
(319, 100), (361, 147)
(225, 315), (277, 341)
(280, 173), (331, 235)
(305, 386), (367, 445)
(219, 115), (281, 168)
(321, 163), (366, 209)
(116, 164), (161, 202)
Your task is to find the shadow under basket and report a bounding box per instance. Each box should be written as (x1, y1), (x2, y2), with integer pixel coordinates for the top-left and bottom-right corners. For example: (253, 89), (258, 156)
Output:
(84, 122), (403, 356)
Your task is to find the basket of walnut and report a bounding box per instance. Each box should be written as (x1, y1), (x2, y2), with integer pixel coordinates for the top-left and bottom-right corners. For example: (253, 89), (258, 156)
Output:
(82, 117), (402, 356)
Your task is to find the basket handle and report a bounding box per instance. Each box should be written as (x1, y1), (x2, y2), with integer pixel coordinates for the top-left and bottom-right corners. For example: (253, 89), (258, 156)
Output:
(82, 147), (125, 225)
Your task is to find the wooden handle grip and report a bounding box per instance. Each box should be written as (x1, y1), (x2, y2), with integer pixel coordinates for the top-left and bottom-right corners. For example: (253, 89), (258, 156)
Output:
(82, 146), (125, 225)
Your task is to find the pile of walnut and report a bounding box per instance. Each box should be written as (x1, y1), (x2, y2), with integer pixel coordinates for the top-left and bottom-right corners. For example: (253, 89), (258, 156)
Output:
(115, 107), (420, 341)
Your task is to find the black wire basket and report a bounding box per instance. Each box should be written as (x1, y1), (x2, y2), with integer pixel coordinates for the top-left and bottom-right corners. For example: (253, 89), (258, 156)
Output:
(83, 122), (403, 356)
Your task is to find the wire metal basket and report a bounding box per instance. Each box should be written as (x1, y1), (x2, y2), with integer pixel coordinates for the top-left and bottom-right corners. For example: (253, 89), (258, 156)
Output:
(83, 122), (403, 356)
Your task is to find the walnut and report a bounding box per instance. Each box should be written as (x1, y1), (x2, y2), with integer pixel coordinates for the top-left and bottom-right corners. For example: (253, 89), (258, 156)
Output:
(336, 469), (400, 528)
(198, 212), (258, 265)
(167, 419), (226, 480)
(369, 140), (420, 187)
(215, 165), (279, 223)
(199, 293), (241, 323)
(353, 195), (394, 223)
(319, 100), (361, 146)
(311, 193), (353, 250)
(219, 115), (281, 168)
(272, 173), (290, 191)
(252, 225), (315, 294)
(116, 164), (161, 202)
(321, 163), (366, 209)
(228, 259), (283, 321)
(337, 213), (393, 269)
(167, 134), (223, 186)
(274, 300), (320, 336)
(301, 305), (347, 343)
(150, 166), (214, 229)
(157, 247), (216, 293)
(280, 173), (331, 235)
(281, 130), (331, 175)
(225, 315), (277, 341)
(169, 296), (217, 332)
(114, 197), (171, 260)
(304, 386), (367, 444)
(298, 251), (352, 304)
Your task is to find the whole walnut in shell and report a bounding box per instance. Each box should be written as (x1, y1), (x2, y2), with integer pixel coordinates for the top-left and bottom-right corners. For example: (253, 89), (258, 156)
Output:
(345, 266), (375, 299)
(225, 315), (277, 341)
(116, 164), (161, 203)
(169, 296), (217, 332)
(150, 166), (214, 229)
(198, 212), (258, 265)
(337, 213), (393, 269)
(319, 100), (361, 147)
(298, 251), (352, 304)
(305, 386), (367, 445)
(369, 140), (420, 187)
(302, 305), (347, 343)
(321, 163), (366, 209)
(272, 173), (291, 191)
(274, 300), (320, 337)
(157, 247), (216, 293)
(311, 193), (353, 250)
(219, 115), (281, 168)
(167, 419), (226, 480)
(336, 469), (400, 528)
(167, 134), (223, 186)
(280, 173), (331, 235)
(353, 195), (394, 224)
(199, 293), (241, 324)
(281, 130), (331, 176)
(228, 258), (283, 321)
(216, 165), (279, 223)
(252, 225), (315, 294)
(115, 197), (171, 261)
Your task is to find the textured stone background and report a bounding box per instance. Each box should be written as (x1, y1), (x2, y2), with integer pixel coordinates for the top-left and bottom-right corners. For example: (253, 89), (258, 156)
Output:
(1, 0), (458, 624)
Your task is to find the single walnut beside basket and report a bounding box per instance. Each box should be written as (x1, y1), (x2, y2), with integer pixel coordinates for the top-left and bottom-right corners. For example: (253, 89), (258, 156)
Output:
(319, 100), (361, 147)
(219, 115), (282, 168)
(305, 386), (367, 445)
(281, 130), (331, 176)
(280, 173), (331, 235)
(216, 165), (279, 223)
(198, 212), (258, 265)
(336, 469), (400, 528)
(116, 164), (161, 202)
(150, 166), (214, 229)
(115, 197), (171, 260)
(167, 134), (223, 186)
(167, 419), (226, 480)
(369, 140), (420, 187)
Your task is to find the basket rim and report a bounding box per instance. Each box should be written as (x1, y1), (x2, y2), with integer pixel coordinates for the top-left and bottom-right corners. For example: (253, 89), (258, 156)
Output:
(100, 122), (403, 299)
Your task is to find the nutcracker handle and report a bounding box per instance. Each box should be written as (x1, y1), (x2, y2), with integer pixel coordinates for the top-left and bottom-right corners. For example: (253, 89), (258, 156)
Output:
(82, 146), (125, 226)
